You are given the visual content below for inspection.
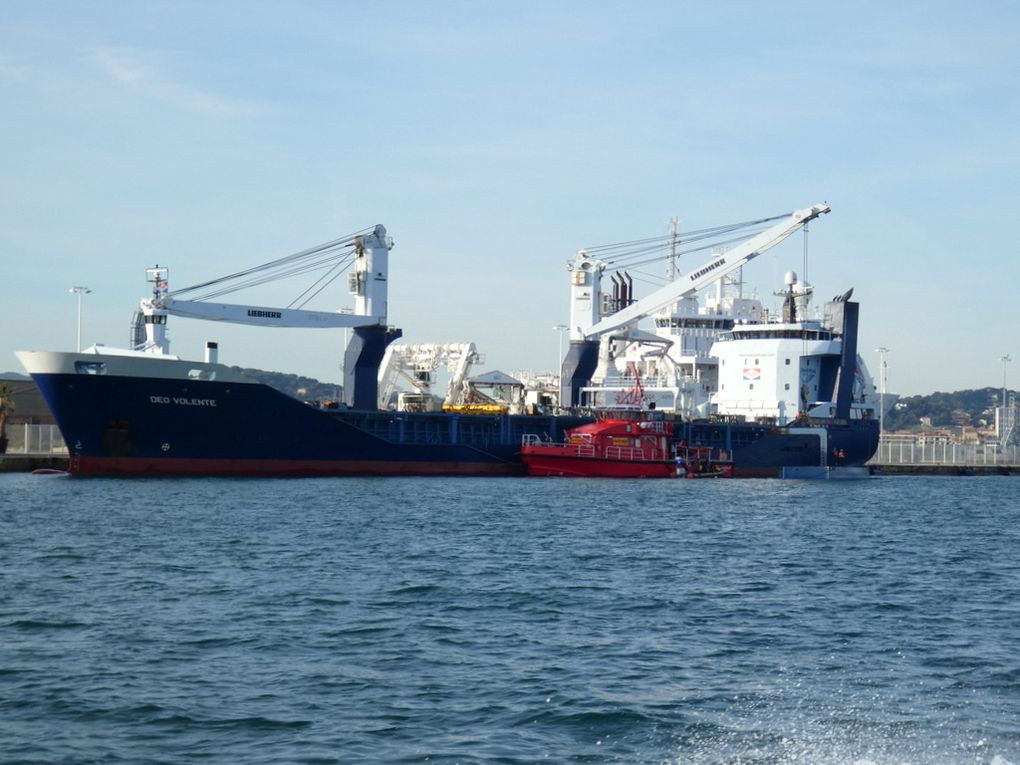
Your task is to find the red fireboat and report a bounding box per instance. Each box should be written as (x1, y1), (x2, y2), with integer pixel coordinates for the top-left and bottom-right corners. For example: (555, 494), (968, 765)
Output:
(520, 416), (735, 479)
(522, 366), (733, 479)
(520, 416), (679, 478)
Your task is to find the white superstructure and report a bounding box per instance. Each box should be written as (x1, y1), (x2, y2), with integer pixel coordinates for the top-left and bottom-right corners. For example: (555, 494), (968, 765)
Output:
(600, 266), (766, 413)
(710, 274), (877, 425)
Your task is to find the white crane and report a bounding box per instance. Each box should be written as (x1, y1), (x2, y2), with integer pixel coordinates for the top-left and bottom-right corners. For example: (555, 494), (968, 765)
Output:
(133, 225), (392, 355)
(569, 204), (830, 341)
(560, 204), (830, 407)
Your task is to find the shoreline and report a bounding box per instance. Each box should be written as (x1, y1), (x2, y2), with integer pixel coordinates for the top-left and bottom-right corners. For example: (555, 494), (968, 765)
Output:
(0, 454), (1015, 477)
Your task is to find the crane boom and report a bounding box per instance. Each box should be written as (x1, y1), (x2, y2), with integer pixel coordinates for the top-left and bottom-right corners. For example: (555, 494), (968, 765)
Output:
(135, 225), (392, 355)
(579, 204), (830, 340)
(157, 298), (379, 328)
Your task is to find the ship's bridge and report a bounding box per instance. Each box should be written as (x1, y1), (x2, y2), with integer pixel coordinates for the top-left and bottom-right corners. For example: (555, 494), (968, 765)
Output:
(719, 323), (837, 342)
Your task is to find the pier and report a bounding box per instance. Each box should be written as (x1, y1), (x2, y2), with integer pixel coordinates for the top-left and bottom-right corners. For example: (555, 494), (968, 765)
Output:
(867, 437), (1019, 476)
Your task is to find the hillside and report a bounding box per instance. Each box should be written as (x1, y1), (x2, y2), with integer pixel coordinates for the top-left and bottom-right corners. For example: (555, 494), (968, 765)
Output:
(233, 367), (340, 402)
(2, 367), (336, 399)
(884, 387), (1014, 432)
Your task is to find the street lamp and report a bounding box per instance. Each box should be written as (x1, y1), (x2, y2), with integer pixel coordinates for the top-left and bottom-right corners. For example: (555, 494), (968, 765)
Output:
(69, 286), (91, 352)
(875, 346), (889, 435)
(1002, 354), (1012, 412)
(552, 324), (568, 375)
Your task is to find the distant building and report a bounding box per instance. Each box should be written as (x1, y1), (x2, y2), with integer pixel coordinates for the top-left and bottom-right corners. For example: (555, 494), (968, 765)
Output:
(916, 430), (952, 447)
(998, 396), (1018, 446)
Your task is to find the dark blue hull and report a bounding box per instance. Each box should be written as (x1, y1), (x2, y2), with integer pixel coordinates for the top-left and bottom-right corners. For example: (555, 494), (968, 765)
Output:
(30, 372), (879, 477)
(678, 419), (880, 478)
(32, 372), (591, 476)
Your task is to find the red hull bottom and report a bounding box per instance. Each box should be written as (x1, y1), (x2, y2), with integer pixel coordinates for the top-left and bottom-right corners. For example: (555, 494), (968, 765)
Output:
(69, 456), (525, 477)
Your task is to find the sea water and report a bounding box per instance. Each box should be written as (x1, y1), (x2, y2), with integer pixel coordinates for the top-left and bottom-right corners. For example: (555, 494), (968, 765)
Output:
(1, 474), (1018, 764)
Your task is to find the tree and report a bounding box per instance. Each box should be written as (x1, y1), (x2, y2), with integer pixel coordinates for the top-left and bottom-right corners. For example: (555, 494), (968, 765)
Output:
(0, 383), (14, 453)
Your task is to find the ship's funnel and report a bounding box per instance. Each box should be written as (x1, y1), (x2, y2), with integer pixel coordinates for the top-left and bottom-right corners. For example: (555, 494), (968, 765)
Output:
(825, 298), (859, 420)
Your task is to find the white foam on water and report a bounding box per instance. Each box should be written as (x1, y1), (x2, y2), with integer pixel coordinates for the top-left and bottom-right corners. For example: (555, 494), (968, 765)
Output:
(661, 721), (1017, 765)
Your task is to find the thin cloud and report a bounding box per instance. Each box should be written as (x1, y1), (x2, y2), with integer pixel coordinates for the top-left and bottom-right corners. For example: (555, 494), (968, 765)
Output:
(92, 46), (264, 117)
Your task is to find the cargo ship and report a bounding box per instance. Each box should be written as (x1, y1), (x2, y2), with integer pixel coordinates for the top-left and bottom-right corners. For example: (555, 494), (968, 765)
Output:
(16, 226), (589, 476)
(14, 347), (589, 476)
(16, 207), (880, 477)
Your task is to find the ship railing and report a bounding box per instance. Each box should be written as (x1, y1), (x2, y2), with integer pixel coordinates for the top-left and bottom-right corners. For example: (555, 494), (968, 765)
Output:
(522, 435), (671, 462)
(5, 424), (68, 455)
(604, 446), (664, 462)
(548, 442), (598, 458)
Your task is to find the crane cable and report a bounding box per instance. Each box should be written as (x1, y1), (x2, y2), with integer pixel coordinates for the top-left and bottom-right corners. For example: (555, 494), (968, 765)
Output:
(166, 226), (376, 301)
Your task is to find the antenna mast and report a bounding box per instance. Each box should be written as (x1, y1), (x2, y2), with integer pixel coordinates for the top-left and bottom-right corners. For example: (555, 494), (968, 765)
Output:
(667, 217), (678, 282)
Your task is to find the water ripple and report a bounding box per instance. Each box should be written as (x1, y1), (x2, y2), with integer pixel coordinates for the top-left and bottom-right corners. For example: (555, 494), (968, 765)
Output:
(0, 474), (1018, 763)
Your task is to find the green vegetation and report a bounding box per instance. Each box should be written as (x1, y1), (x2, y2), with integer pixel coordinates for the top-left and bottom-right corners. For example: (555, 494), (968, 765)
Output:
(0, 383), (14, 452)
(884, 387), (1015, 432)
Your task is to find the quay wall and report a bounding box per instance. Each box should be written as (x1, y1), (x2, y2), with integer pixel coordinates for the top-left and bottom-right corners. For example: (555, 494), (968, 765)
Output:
(871, 464), (1015, 477)
(0, 454), (70, 473)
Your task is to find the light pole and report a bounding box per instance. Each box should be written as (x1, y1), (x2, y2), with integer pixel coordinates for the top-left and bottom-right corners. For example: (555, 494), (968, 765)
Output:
(552, 324), (568, 376)
(875, 346), (889, 435)
(1002, 354), (1012, 412)
(69, 286), (91, 352)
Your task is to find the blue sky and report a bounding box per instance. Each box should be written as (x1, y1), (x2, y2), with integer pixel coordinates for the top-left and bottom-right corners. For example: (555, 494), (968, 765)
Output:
(2, 1), (1017, 396)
